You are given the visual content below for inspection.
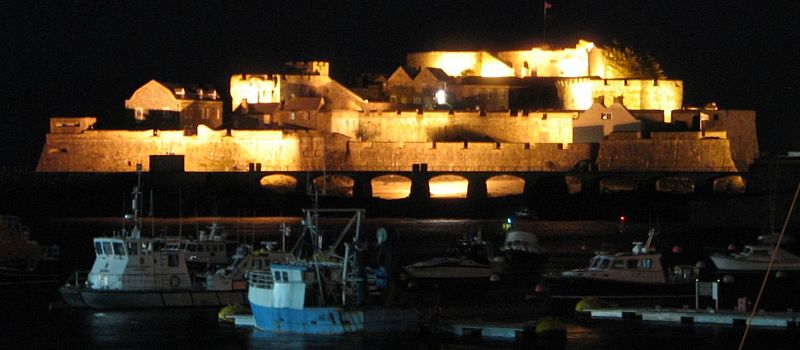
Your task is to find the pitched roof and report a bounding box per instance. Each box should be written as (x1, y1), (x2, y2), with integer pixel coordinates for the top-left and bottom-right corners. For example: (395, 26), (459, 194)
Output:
(424, 67), (452, 82)
(283, 97), (325, 111)
(152, 80), (220, 100)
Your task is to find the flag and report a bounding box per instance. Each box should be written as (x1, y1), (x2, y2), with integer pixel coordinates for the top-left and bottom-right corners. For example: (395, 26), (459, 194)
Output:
(544, 1), (552, 10)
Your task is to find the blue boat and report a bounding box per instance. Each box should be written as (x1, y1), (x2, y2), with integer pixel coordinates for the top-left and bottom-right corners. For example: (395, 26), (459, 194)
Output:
(247, 208), (418, 335)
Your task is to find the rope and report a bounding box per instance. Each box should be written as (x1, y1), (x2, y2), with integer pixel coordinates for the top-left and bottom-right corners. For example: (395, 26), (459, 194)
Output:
(739, 181), (800, 350)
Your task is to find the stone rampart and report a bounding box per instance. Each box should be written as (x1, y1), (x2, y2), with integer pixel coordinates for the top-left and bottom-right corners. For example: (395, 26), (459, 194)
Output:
(597, 132), (738, 172)
(344, 141), (592, 171)
(350, 110), (575, 144)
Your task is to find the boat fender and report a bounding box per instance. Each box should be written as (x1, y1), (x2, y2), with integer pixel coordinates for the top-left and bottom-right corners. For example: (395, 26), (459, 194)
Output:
(533, 317), (566, 340)
(575, 298), (601, 313)
(218, 304), (248, 323)
(170, 275), (181, 288)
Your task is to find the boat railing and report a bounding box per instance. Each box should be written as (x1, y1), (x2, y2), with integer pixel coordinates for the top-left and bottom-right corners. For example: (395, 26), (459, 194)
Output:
(249, 270), (274, 289)
(64, 270), (90, 287)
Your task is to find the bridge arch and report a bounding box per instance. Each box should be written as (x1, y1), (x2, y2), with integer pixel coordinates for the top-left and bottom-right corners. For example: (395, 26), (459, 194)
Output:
(655, 176), (696, 193)
(312, 175), (355, 197)
(712, 175), (747, 193)
(371, 174), (412, 200)
(429, 174), (469, 198)
(485, 174), (526, 197)
(258, 174), (298, 193)
(598, 176), (639, 193)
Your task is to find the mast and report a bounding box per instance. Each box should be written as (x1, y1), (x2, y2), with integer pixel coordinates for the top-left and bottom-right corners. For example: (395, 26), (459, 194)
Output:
(130, 164), (143, 239)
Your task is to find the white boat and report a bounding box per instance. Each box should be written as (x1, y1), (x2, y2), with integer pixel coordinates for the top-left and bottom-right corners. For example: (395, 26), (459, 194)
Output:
(403, 229), (504, 287)
(247, 208), (418, 335)
(710, 245), (800, 271)
(58, 170), (246, 309)
(545, 229), (697, 295)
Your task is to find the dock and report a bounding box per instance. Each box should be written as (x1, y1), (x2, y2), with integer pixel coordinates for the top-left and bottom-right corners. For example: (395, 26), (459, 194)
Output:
(584, 307), (800, 328)
(228, 314), (256, 327)
(434, 320), (533, 339)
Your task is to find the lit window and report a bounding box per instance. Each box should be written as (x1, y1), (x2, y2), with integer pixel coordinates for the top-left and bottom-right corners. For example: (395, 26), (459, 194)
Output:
(601, 113), (612, 120)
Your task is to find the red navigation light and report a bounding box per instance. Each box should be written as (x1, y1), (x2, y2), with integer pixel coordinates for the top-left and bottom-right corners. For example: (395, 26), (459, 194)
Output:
(620, 216), (626, 221)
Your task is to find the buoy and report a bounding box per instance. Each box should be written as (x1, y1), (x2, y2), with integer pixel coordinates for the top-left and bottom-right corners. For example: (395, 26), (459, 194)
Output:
(695, 260), (707, 269)
(575, 298), (601, 312)
(534, 317), (567, 340)
(723, 274), (735, 283)
(672, 246), (682, 254)
(776, 271), (787, 279)
(727, 243), (737, 252)
(534, 282), (548, 294)
(218, 304), (248, 323)
(579, 244), (588, 251)
(490, 273), (501, 282)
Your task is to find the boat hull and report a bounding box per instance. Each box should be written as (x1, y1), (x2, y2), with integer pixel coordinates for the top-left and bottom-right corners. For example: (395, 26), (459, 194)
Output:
(542, 275), (695, 297)
(250, 303), (418, 334)
(710, 255), (800, 272)
(58, 287), (247, 310)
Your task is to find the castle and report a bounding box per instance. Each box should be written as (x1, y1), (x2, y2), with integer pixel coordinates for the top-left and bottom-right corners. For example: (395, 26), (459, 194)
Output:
(36, 40), (758, 198)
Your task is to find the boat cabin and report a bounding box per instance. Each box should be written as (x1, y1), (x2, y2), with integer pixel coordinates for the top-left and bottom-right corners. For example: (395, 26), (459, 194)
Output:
(249, 264), (309, 309)
(88, 237), (191, 290)
(564, 252), (668, 283)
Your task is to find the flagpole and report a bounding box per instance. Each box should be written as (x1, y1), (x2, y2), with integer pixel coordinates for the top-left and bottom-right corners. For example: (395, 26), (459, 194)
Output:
(542, 2), (550, 43)
(542, 3), (547, 42)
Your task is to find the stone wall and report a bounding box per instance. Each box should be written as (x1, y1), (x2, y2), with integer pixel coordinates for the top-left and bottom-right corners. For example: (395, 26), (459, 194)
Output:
(36, 126), (348, 172)
(344, 141), (592, 172)
(349, 110), (575, 144)
(596, 131), (738, 172)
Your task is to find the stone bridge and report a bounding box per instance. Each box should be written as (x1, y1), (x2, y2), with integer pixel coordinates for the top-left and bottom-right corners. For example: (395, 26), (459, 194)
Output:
(217, 167), (747, 200)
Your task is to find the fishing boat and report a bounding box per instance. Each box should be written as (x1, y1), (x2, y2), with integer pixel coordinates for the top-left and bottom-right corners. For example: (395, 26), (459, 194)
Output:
(58, 169), (247, 309)
(247, 208), (418, 335)
(543, 228), (697, 296)
(0, 215), (60, 282)
(709, 245), (800, 272)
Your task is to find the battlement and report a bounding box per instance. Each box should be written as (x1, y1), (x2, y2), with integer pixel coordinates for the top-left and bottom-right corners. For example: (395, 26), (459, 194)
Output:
(49, 117), (97, 134)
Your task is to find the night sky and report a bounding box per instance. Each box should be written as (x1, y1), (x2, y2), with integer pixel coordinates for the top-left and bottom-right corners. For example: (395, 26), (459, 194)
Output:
(2, 0), (797, 170)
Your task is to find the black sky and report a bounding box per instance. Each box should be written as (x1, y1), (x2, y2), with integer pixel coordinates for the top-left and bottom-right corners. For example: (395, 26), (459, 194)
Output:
(2, 0), (798, 170)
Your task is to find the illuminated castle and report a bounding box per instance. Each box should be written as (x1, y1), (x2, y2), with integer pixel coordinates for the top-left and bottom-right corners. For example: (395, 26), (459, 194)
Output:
(37, 40), (758, 196)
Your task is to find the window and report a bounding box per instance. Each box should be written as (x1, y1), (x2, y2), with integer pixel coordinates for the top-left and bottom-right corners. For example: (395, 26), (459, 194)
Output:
(282, 271), (289, 281)
(274, 270), (282, 282)
(642, 259), (654, 269)
(113, 242), (125, 256)
(601, 113), (612, 120)
(598, 259), (610, 269)
(168, 254), (179, 267)
(102, 242), (113, 256)
(612, 260), (625, 269)
(94, 242), (103, 256)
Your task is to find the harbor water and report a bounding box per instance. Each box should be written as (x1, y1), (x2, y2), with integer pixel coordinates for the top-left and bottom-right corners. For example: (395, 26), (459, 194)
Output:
(3, 216), (800, 349)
